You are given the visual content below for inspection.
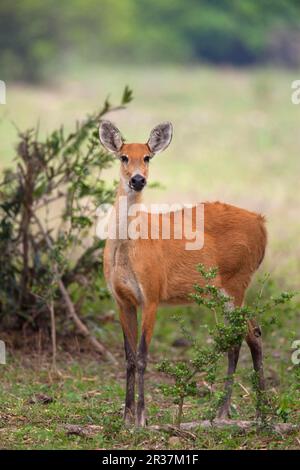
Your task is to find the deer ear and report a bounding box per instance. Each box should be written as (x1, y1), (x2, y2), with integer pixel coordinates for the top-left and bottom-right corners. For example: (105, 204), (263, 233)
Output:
(147, 122), (173, 154)
(99, 120), (123, 153)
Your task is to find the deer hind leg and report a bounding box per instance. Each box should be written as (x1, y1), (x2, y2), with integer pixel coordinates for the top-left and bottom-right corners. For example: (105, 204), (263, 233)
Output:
(217, 292), (243, 419)
(246, 318), (266, 416)
(118, 303), (138, 425)
(136, 302), (157, 427)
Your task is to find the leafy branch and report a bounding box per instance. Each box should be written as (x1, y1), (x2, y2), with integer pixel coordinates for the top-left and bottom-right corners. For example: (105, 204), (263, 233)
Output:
(0, 87), (133, 362)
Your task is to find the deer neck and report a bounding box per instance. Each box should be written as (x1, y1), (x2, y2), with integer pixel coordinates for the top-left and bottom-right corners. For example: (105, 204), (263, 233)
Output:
(113, 182), (143, 242)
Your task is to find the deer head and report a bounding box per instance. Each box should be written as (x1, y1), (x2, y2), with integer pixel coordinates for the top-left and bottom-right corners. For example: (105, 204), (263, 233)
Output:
(99, 120), (173, 193)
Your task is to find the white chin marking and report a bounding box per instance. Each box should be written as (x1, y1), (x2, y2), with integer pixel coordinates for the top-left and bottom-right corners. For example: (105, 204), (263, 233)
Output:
(120, 175), (131, 193)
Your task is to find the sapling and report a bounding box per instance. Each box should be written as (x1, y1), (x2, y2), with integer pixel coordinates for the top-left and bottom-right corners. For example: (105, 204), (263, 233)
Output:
(158, 264), (295, 426)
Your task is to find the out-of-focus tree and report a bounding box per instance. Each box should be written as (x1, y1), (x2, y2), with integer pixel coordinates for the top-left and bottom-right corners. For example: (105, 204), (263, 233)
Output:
(1, 0), (300, 81)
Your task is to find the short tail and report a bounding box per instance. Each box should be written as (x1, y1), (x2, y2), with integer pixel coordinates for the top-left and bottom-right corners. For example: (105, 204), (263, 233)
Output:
(257, 215), (267, 268)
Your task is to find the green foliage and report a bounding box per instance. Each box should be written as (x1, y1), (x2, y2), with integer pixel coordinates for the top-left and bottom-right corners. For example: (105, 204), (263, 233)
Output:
(158, 264), (295, 426)
(0, 87), (132, 331)
(1, 1), (300, 81)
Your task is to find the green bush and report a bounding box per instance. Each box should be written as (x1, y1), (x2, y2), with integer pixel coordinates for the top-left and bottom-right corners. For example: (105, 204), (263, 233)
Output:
(0, 87), (132, 359)
(158, 264), (295, 426)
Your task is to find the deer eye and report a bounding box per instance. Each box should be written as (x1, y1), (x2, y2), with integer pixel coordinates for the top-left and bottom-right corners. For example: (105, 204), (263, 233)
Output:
(120, 155), (128, 164)
(144, 155), (151, 163)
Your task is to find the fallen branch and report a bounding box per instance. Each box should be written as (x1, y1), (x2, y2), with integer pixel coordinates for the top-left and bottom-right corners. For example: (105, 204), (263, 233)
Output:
(33, 214), (117, 365)
(149, 419), (300, 435)
(62, 419), (299, 439)
(65, 424), (103, 438)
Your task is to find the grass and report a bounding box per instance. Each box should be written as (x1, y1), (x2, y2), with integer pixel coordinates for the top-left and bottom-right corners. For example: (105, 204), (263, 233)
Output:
(0, 65), (299, 449)
(1, 285), (299, 450)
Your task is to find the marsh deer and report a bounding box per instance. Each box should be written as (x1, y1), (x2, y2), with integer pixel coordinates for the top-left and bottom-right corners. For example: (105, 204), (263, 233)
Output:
(99, 120), (267, 427)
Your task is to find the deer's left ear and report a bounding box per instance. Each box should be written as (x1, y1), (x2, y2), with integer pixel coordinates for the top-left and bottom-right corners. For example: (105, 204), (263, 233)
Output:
(99, 120), (124, 153)
(147, 122), (173, 154)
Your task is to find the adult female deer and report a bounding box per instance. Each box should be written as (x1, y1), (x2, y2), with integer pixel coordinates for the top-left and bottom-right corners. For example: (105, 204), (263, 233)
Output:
(99, 120), (267, 427)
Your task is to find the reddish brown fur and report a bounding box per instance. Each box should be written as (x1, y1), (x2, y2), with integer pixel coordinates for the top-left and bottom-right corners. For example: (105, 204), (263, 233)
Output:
(104, 143), (267, 320)
(103, 141), (267, 426)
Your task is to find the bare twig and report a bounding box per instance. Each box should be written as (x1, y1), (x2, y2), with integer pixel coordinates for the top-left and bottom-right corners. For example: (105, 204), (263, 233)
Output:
(48, 299), (57, 370)
(33, 213), (117, 365)
(19, 137), (35, 307)
(238, 382), (250, 396)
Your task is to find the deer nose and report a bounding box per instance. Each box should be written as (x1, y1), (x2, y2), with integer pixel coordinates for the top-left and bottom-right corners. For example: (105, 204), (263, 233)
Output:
(130, 174), (146, 191)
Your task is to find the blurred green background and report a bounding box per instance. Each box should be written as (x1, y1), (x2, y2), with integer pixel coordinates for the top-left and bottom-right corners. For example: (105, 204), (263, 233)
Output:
(0, 0), (300, 285)
(1, 0), (300, 81)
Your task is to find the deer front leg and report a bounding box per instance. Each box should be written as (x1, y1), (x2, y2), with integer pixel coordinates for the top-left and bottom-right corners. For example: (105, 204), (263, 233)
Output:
(136, 303), (157, 427)
(118, 304), (138, 425)
(217, 345), (241, 419)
